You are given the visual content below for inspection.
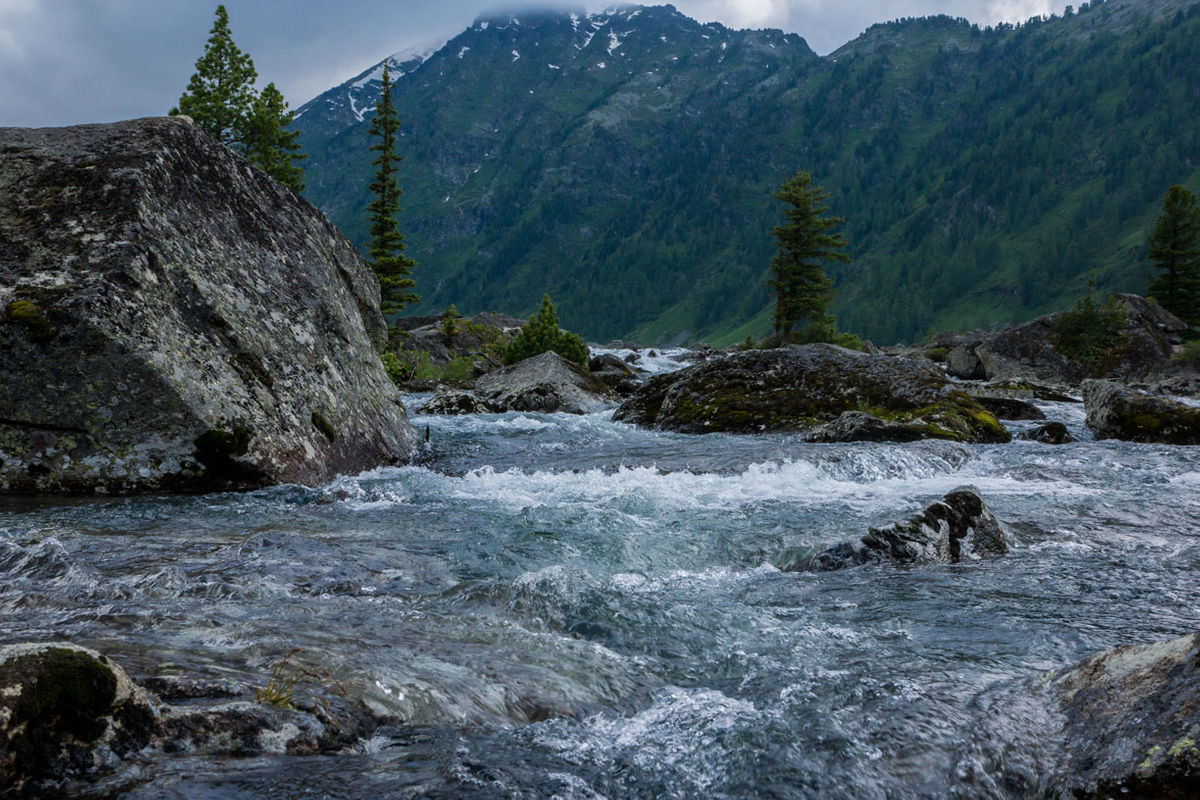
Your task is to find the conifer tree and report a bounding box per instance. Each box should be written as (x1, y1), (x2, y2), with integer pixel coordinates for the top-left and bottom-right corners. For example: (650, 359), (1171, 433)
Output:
(170, 5), (257, 148)
(769, 170), (850, 342)
(1147, 184), (1200, 328)
(245, 82), (307, 192)
(366, 63), (419, 316)
(504, 295), (588, 366)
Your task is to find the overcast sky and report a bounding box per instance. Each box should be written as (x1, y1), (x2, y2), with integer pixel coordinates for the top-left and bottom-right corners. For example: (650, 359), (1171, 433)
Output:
(1, 0), (1061, 128)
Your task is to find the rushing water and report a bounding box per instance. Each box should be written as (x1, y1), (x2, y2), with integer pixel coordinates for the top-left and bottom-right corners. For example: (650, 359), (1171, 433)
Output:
(3, 361), (1200, 798)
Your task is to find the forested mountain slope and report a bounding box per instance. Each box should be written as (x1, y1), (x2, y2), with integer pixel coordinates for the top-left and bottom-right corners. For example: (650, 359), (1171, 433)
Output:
(297, 0), (1200, 345)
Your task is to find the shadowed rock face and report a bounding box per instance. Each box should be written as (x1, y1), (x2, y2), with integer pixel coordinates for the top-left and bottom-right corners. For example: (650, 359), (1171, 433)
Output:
(0, 117), (417, 493)
(1084, 380), (1200, 445)
(614, 344), (1011, 443)
(1051, 632), (1200, 798)
(784, 486), (1012, 571)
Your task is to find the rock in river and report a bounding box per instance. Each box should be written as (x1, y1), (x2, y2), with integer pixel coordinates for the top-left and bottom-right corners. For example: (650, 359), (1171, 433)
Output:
(1050, 631), (1200, 798)
(785, 486), (1012, 571)
(1084, 380), (1200, 445)
(0, 117), (417, 493)
(614, 344), (1010, 443)
(474, 351), (616, 414)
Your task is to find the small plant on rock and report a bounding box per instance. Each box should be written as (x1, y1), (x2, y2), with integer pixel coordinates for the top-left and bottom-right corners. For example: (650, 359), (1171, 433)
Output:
(504, 294), (588, 367)
(1052, 277), (1126, 370)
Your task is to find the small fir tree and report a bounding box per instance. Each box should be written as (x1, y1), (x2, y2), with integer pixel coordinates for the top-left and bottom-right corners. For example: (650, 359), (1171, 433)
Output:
(504, 295), (589, 366)
(1147, 184), (1200, 328)
(170, 5), (257, 148)
(366, 63), (419, 316)
(245, 82), (307, 191)
(768, 170), (850, 342)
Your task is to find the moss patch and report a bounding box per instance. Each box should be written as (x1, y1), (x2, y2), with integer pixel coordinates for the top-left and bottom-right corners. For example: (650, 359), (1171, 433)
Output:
(5, 299), (57, 343)
(311, 411), (337, 442)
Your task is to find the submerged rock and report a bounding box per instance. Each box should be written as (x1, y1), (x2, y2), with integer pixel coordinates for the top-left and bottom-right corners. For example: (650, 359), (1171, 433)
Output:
(1084, 380), (1200, 445)
(1019, 421), (1075, 444)
(0, 118), (417, 493)
(0, 643), (158, 789)
(475, 351), (616, 414)
(786, 487), (1011, 571)
(614, 344), (1010, 443)
(1051, 631), (1200, 798)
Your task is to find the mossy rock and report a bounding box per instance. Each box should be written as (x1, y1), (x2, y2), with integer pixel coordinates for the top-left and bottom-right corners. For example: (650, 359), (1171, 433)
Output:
(615, 344), (1011, 443)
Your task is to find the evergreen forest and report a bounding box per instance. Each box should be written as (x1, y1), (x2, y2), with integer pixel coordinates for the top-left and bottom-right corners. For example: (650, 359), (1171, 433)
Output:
(296, 0), (1200, 345)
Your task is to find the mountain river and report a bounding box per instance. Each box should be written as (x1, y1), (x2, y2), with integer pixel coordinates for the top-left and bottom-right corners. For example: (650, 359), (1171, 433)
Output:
(3, 350), (1199, 798)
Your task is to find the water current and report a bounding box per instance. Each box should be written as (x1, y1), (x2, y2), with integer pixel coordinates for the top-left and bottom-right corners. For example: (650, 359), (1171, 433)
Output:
(2, 350), (1199, 798)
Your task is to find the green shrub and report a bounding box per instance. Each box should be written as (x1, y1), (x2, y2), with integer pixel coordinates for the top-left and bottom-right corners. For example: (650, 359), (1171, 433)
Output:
(1177, 339), (1200, 362)
(504, 294), (588, 366)
(442, 356), (476, 381)
(440, 304), (461, 336)
(1051, 282), (1126, 370)
(381, 352), (412, 385)
(923, 346), (948, 362)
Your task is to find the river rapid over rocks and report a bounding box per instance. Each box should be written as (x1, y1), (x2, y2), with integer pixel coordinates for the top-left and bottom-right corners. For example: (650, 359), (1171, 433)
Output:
(2, 362), (1199, 797)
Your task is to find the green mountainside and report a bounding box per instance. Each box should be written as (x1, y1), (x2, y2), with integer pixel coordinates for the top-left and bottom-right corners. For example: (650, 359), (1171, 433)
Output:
(296, 0), (1200, 345)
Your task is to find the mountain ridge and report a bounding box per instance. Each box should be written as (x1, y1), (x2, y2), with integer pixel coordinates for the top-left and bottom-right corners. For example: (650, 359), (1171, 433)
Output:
(296, 0), (1200, 345)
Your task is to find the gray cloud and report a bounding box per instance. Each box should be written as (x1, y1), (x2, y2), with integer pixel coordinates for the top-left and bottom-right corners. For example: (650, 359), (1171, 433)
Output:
(0, 0), (1061, 128)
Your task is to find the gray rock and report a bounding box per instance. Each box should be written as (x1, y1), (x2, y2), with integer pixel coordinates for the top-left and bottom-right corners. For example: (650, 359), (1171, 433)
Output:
(976, 294), (1191, 385)
(1019, 421), (1075, 444)
(805, 411), (931, 443)
(475, 351), (616, 414)
(614, 344), (1011, 443)
(421, 389), (483, 415)
(0, 118), (417, 493)
(945, 344), (986, 379)
(1050, 631), (1200, 798)
(0, 642), (392, 791)
(788, 487), (1011, 571)
(0, 643), (159, 789)
(1084, 380), (1200, 445)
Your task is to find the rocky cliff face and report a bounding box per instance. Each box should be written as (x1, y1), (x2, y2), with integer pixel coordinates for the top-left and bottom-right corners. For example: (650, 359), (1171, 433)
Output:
(0, 117), (417, 493)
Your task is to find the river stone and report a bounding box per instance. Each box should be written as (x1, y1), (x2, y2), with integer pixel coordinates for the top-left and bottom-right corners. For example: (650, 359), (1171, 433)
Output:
(970, 395), (1046, 421)
(614, 344), (1010, 442)
(0, 117), (417, 493)
(1019, 421), (1075, 444)
(0, 642), (159, 788)
(421, 389), (483, 415)
(1084, 380), (1200, 445)
(788, 487), (1012, 571)
(474, 351), (616, 414)
(1050, 631), (1200, 798)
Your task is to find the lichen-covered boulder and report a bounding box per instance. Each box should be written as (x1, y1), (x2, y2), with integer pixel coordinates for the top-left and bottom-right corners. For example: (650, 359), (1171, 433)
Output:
(784, 487), (1012, 571)
(474, 351), (616, 414)
(614, 344), (1010, 443)
(0, 118), (417, 493)
(1084, 380), (1200, 445)
(1050, 631), (1200, 798)
(0, 643), (159, 789)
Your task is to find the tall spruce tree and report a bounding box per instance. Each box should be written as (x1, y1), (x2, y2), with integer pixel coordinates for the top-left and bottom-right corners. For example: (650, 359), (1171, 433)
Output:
(1147, 185), (1200, 328)
(366, 63), (418, 316)
(170, 5), (257, 148)
(246, 82), (307, 192)
(769, 170), (850, 341)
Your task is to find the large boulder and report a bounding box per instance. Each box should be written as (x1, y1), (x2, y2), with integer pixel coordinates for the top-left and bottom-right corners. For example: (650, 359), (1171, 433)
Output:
(0, 643), (158, 789)
(474, 351), (616, 414)
(613, 344), (1010, 443)
(783, 487), (1011, 571)
(976, 294), (1191, 384)
(1050, 631), (1200, 798)
(0, 118), (417, 493)
(1084, 380), (1200, 444)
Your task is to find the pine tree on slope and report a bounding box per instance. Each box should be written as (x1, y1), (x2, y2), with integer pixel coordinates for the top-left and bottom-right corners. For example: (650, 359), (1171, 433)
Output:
(366, 63), (419, 317)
